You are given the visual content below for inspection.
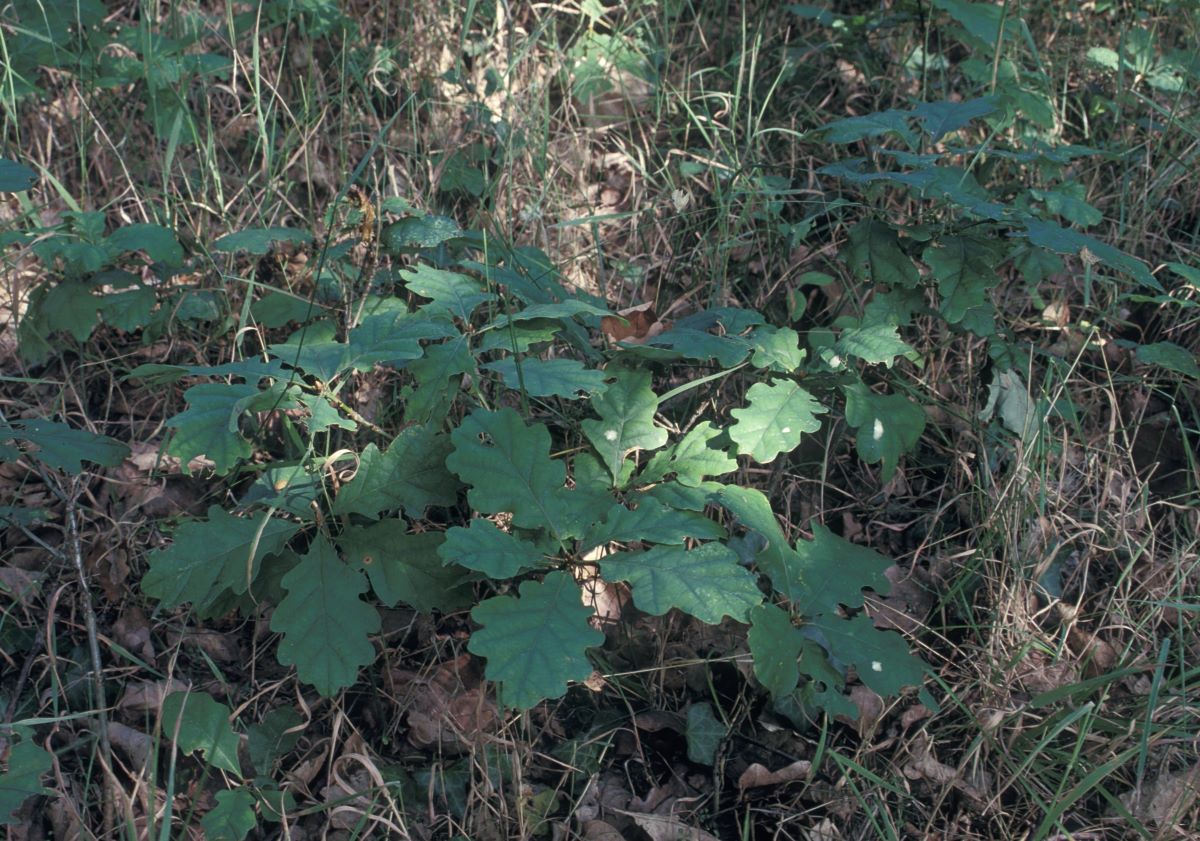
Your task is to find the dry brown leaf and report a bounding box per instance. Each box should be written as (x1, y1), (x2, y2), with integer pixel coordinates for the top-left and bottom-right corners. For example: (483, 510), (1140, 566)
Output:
(1119, 764), (1200, 828)
(1012, 651), (1078, 695)
(737, 760), (812, 794)
(117, 679), (188, 713)
(804, 818), (841, 841)
(581, 819), (625, 841)
(866, 565), (935, 636)
(107, 720), (152, 769)
(617, 811), (720, 841)
(601, 302), (666, 345)
(112, 606), (156, 664)
(0, 566), (43, 608)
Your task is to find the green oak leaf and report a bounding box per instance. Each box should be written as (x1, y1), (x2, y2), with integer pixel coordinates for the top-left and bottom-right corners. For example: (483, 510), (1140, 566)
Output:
(400, 264), (493, 321)
(0, 157), (37, 192)
(582, 497), (725, 550)
(1, 419), (128, 474)
(711, 485), (808, 603)
(165, 382), (259, 475)
(142, 507), (299, 610)
(0, 737), (51, 825)
(582, 370), (669, 482)
(161, 691), (242, 776)
(911, 96), (999, 142)
(332, 427), (458, 519)
(483, 358), (608, 398)
(729, 380), (825, 463)
(843, 384), (926, 482)
(381, 214), (463, 252)
(818, 109), (917, 147)
(748, 603), (804, 698)
(833, 321), (913, 367)
(468, 570), (603, 709)
(686, 703), (727, 766)
(810, 613), (927, 698)
(448, 408), (571, 535)
(438, 519), (545, 579)
(337, 522), (473, 613)
(923, 235), (1002, 324)
(200, 788), (257, 841)
(750, 325), (805, 373)
(638, 422), (738, 487)
(99, 286), (157, 331)
(402, 333), (474, 423)
(106, 223), (184, 268)
(774, 638), (857, 723)
(271, 536), (381, 695)
(600, 542), (762, 624)
(840, 219), (921, 288)
(791, 524), (893, 618)
(1021, 218), (1158, 291)
(487, 300), (614, 327)
(1135, 341), (1199, 377)
(41, 281), (98, 341)
(213, 227), (312, 255)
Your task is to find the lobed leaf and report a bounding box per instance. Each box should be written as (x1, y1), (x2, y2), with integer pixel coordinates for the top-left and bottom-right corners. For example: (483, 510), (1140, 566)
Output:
(468, 570), (603, 709)
(730, 380), (825, 463)
(582, 369), (669, 482)
(271, 536), (381, 695)
(600, 542), (762, 624)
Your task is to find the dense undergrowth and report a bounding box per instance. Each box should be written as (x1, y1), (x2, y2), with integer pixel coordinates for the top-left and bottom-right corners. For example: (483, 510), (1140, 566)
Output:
(1, 1), (1198, 839)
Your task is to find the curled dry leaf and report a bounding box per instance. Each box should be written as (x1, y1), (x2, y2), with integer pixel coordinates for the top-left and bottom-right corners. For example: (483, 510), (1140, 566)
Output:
(601, 302), (666, 345)
(737, 760), (812, 794)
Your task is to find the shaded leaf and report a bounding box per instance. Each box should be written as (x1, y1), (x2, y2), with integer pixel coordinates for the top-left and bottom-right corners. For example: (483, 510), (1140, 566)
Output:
(271, 536), (381, 695)
(791, 524), (893, 618)
(142, 507), (299, 610)
(923, 234), (1002, 324)
(1, 419), (128, 473)
(162, 691), (242, 776)
(165, 382), (258, 475)
(468, 570), (603, 708)
(843, 384), (926, 482)
(1136, 341), (1199, 377)
(748, 603), (803, 698)
(0, 738), (51, 825)
(439, 519), (545, 579)
(483, 357), (609, 398)
(841, 220), (921, 288)
(201, 788), (257, 841)
(0, 157), (37, 192)
(582, 370), (669, 482)
(583, 497), (725, 550)
(338, 522), (473, 612)
(213, 227), (312, 255)
(686, 703), (727, 765)
(106, 223), (184, 268)
(600, 542), (762, 623)
(810, 613), (927, 697)
(447, 408), (583, 537)
(818, 109), (917, 148)
(332, 427), (458, 519)
(911, 96), (1000, 142)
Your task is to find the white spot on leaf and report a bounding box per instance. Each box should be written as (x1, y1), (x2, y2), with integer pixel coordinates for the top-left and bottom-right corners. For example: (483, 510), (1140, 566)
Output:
(603, 429), (618, 442)
(871, 661), (883, 672)
(872, 419), (884, 441)
(781, 426), (791, 434)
